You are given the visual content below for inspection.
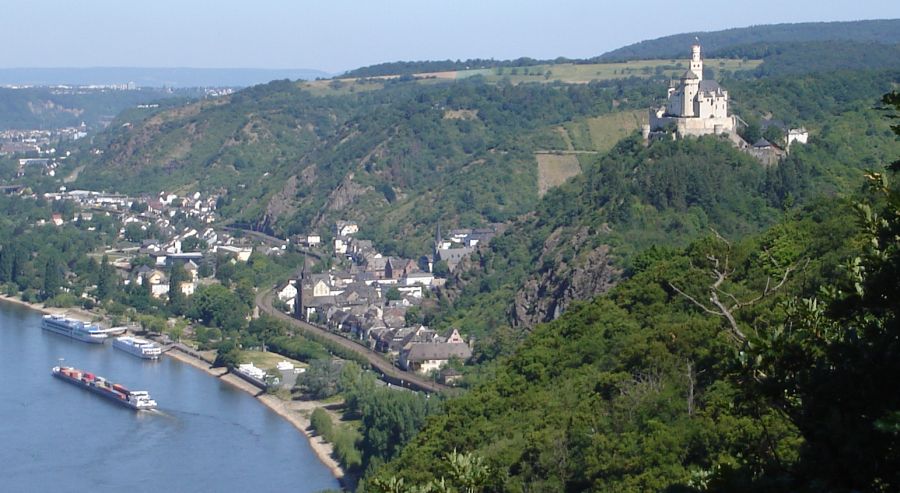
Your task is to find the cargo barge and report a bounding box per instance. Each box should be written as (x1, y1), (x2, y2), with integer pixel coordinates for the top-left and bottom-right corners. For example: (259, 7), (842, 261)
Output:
(51, 366), (157, 410)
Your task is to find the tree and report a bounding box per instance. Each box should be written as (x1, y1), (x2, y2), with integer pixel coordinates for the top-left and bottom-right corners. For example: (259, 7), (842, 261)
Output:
(295, 358), (344, 399)
(0, 244), (13, 283)
(41, 256), (63, 300)
(385, 287), (402, 301)
(432, 260), (450, 278)
(167, 263), (189, 315)
(96, 255), (116, 301)
(741, 121), (762, 144)
(190, 284), (247, 330)
(213, 340), (242, 369)
(734, 91), (900, 491)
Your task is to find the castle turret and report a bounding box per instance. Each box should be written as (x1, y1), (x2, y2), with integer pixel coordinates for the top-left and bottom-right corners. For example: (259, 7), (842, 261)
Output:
(681, 69), (700, 117)
(690, 43), (703, 80)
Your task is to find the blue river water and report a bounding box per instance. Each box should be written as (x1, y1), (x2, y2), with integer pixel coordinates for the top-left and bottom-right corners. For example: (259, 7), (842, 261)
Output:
(0, 301), (338, 493)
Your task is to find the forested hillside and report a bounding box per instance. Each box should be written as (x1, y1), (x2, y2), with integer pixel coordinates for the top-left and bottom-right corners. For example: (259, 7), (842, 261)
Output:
(430, 68), (899, 347)
(73, 77), (662, 256)
(369, 91), (900, 489)
(371, 178), (900, 491)
(597, 19), (900, 61)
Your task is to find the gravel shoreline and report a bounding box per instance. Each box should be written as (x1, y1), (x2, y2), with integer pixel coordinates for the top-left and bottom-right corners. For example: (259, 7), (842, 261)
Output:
(164, 349), (346, 483)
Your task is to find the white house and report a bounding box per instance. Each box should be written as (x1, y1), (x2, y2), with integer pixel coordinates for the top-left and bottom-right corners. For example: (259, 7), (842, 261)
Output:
(787, 127), (809, 149)
(216, 245), (252, 262)
(335, 221), (358, 237)
(334, 237), (348, 255)
(277, 280), (298, 302)
(399, 342), (472, 375)
(403, 272), (435, 287)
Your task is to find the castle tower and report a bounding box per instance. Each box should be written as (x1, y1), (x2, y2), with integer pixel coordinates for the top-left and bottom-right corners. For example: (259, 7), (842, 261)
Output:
(690, 43), (703, 80)
(681, 70), (700, 117)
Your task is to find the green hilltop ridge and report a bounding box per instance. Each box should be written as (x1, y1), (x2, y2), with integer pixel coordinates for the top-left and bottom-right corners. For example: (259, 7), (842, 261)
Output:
(597, 18), (900, 61)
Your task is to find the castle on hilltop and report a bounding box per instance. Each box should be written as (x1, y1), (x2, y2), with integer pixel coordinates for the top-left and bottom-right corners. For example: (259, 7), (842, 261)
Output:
(645, 43), (737, 138)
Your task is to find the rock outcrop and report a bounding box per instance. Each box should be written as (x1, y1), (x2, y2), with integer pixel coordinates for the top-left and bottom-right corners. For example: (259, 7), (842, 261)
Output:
(511, 227), (620, 328)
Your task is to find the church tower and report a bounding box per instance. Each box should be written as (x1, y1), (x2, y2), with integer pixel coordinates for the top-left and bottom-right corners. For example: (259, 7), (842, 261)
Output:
(690, 43), (703, 80)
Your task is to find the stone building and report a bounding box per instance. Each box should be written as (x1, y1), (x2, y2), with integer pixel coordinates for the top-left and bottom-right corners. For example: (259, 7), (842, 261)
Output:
(646, 43), (736, 138)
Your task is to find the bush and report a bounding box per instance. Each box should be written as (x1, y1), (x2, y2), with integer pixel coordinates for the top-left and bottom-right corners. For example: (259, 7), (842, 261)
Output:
(44, 293), (78, 308)
(310, 407), (333, 438)
(331, 426), (362, 470)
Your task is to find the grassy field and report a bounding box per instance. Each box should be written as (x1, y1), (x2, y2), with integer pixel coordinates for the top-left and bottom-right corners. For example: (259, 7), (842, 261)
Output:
(556, 110), (646, 153)
(301, 58), (763, 95)
(242, 350), (308, 372)
(536, 153), (581, 196)
(459, 58), (761, 85)
(584, 110), (646, 152)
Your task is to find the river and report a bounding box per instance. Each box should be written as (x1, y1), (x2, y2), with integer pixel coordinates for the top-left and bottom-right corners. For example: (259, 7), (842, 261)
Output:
(0, 301), (339, 493)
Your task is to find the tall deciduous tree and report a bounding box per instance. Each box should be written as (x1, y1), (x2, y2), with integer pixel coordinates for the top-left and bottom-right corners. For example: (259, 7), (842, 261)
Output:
(167, 263), (189, 315)
(95, 255), (116, 300)
(738, 91), (900, 491)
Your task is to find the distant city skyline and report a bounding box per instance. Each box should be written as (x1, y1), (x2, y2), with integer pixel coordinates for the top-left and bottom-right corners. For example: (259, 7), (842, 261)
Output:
(2, 1), (899, 74)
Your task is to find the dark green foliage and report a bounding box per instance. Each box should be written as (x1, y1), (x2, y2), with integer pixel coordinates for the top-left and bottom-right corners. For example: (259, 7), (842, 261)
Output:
(310, 407), (333, 438)
(597, 19), (900, 62)
(725, 95), (900, 492)
(734, 41), (900, 77)
(167, 263), (189, 315)
(375, 198), (864, 491)
(295, 358), (344, 399)
(213, 340), (242, 369)
(338, 363), (443, 477)
(188, 283), (249, 331)
(265, 335), (330, 362)
(41, 256), (62, 300)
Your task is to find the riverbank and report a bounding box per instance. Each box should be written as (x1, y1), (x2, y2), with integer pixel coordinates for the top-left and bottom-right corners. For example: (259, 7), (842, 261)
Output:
(0, 294), (96, 322)
(0, 295), (347, 487)
(164, 346), (347, 483)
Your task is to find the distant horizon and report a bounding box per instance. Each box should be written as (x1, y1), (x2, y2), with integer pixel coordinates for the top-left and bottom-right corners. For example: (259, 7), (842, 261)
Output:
(3, 16), (899, 77)
(2, 1), (898, 74)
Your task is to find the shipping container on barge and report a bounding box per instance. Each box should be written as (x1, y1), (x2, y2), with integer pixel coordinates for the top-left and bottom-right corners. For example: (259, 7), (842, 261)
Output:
(51, 366), (157, 410)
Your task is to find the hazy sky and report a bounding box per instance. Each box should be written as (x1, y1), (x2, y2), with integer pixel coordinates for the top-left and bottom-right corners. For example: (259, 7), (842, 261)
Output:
(2, 1), (898, 73)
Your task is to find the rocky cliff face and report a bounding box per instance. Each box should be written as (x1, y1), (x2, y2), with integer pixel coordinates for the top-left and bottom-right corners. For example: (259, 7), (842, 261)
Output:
(511, 227), (620, 328)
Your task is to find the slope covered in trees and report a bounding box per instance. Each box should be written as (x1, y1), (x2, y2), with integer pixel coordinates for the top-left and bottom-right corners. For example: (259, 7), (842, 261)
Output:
(597, 19), (900, 62)
(72, 77), (661, 257)
(430, 68), (899, 349)
(372, 175), (900, 491)
(363, 90), (900, 492)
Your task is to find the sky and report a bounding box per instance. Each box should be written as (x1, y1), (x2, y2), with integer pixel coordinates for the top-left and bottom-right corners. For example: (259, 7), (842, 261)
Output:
(2, 0), (899, 74)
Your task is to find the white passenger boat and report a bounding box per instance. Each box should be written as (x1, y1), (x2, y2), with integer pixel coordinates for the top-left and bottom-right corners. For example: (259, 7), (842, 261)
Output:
(41, 314), (107, 344)
(113, 336), (162, 360)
